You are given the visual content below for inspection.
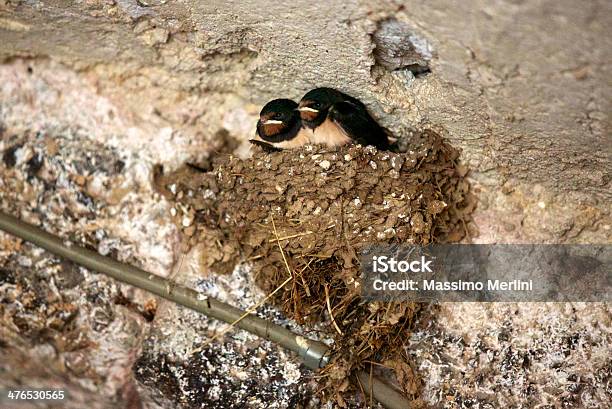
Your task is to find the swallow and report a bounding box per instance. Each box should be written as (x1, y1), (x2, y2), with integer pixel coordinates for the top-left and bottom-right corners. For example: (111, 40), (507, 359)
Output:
(252, 99), (313, 150)
(297, 87), (390, 150)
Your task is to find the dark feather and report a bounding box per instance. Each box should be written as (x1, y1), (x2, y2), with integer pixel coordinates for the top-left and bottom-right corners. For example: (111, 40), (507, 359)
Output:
(249, 139), (283, 152)
(186, 162), (211, 172)
(329, 101), (390, 150)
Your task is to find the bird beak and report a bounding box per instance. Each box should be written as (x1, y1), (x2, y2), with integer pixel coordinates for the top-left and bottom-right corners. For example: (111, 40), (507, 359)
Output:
(263, 119), (283, 125)
(297, 107), (319, 113)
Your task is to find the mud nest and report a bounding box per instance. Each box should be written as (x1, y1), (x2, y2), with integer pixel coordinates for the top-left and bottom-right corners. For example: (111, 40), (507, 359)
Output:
(156, 130), (475, 404)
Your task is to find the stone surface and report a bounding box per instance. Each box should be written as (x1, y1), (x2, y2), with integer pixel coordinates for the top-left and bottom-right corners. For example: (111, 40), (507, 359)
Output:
(0, 0), (610, 408)
(1, 0), (609, 241)
(134, 251), (321, 409)
(409, 302), (611, 408)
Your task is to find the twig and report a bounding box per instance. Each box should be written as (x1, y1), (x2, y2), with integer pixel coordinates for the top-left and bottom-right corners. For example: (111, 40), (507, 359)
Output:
(370, 364), (374, 407)
(267, 231), (314, 243)
(324, 284), (343, 335)
(355, 373), (367, 406)
(195, 274), (294, 351)
(270, 213), (293, 279)
(198, 212), (294, 347)
(298, 258), (314, 297)
(175, 249), (187, 278)
(363, 360), (393, 369)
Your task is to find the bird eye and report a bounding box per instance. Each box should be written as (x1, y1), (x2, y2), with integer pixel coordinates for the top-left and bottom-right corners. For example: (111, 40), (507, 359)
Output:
(312, 102), (321, 109)
(272, 113), (282, 120)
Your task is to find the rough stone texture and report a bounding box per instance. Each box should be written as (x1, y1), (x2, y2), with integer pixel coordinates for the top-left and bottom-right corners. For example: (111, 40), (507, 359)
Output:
(409, 302), (611, 408)
(133, 250), (321, 409)
(0, 0), (610, 408)
(1, 0), (609, 240)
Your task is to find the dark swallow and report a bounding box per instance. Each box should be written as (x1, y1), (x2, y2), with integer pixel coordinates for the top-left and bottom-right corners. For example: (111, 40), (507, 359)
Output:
(297, 87), (390, 150)
(252, 99), (312, 150)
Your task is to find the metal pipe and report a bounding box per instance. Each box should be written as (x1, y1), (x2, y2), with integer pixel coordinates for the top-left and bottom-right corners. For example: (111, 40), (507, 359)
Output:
(0, 211), (411, 409)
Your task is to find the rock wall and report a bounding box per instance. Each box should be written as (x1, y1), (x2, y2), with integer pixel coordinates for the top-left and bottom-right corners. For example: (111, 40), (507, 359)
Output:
(2, 0), (610, 242)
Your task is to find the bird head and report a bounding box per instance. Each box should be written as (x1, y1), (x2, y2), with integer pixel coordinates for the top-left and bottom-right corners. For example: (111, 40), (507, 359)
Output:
(256, 99), (299, 142)
(297, 88), (345, 128)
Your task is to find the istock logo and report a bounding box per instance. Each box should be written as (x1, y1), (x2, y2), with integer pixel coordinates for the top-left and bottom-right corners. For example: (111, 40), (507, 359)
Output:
(371, 255), (433, 273)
